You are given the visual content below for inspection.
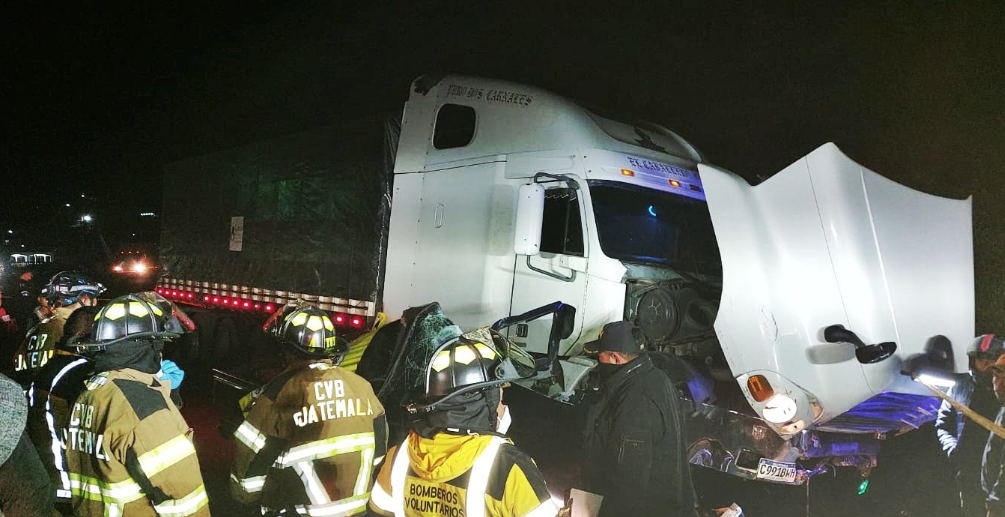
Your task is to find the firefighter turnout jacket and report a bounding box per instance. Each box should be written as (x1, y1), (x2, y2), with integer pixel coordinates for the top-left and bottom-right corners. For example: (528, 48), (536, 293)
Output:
(369, 431), (559, 517)
(230, 359), (387, 516)
(28, 351), (94, 503)
(8, 306), (71, 387)
(64, 368), (209, 517)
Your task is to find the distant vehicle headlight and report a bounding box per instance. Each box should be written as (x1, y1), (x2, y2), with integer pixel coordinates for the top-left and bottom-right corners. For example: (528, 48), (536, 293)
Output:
(131, 261), (148, 273)
(762, 394), (798, 424)
(113, 264), (125, 272)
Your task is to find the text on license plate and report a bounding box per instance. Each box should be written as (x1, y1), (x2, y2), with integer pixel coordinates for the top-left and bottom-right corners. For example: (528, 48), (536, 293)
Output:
(756, 458), (796, 483)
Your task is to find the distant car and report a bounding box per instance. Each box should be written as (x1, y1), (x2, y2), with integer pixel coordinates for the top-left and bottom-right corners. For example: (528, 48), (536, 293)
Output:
(112, 253), (159, 276)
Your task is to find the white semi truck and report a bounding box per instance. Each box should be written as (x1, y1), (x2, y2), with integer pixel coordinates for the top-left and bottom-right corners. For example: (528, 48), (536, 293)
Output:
(157, 74), (973, 484)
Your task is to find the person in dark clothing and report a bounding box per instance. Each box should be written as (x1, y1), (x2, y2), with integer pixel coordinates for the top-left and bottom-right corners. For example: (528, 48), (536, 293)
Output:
(983, 350), (1005, 517)
(938, 334), (1005, 517)
(0, 372), (59, 517)
(580, 321), (696, 517)
(27, 305), (100, 509)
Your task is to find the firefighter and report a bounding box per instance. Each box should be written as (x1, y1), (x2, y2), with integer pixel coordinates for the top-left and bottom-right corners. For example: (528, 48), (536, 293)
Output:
(65, 293), (209, 517)
(230, 305), (387, 516)
(8, 270), (105, 388)
(368, 333), (559, 517)
(27, 305), (100, 509)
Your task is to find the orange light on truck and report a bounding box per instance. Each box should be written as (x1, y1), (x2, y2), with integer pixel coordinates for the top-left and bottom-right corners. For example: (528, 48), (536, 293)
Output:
(669, 179), (681, 188)
(747, 374), (775, 402)
(621, 169), (635, 177)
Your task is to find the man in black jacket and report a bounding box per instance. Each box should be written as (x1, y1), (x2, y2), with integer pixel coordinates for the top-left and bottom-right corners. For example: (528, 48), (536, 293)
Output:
(937, 334), (1004, 517)
(580, 321), (695, 517)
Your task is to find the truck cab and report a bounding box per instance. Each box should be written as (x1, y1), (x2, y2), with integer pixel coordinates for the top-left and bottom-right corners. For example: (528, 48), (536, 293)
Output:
(381, 75), (974, 482)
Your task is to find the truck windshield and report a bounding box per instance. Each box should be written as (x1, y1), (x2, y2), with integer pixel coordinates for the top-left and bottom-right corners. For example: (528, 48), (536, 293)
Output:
(589, 181), (722, 276)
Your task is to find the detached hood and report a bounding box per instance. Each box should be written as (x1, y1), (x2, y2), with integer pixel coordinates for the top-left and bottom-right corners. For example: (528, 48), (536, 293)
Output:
(699, 143), (973, 425)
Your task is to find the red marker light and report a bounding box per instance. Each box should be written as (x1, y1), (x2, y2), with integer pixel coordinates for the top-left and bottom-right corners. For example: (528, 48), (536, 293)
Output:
(221, 298), (228, 305)
(204, 295), (211, 302)
(243, 301), (250, 308)
(350, 317), (363, 328)
(334, 314), (346, 325)
(254, 303), (261, 310)
(232, 300), (240, 306)
(187, 293), (194, 299)
(265, 304), (275, 312)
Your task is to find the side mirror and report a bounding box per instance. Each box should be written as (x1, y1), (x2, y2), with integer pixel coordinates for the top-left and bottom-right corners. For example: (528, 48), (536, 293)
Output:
(513, 183), (545, 256)
(823, 324), (898, 364)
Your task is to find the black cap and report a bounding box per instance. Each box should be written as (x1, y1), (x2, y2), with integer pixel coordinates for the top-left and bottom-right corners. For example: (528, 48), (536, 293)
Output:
(583, 321), (645, 355)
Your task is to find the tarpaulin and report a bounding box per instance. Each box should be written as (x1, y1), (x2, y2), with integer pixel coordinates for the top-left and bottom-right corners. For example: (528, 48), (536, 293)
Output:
(159, 115), (399, 305)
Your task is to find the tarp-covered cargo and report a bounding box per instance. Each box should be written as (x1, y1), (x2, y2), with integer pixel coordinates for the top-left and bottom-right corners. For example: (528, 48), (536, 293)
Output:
(160, 115), (399, 306)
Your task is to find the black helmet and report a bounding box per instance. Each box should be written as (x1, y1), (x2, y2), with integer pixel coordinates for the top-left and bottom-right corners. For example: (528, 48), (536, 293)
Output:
(406, 331), (537, 414)
(268, 305), (349, 363)
(43, 271), (106, 306)
(969, 334), (1005, 360)
(134, 291), (197, 334)
(77, 294), (187, 351)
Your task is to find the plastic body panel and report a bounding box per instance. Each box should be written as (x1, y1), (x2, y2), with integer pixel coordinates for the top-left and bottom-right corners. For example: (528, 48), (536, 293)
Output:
(701, 143), (974, 428)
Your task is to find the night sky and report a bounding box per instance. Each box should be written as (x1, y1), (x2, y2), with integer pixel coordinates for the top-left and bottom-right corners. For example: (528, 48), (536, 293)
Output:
(3, 2), (1004, 325)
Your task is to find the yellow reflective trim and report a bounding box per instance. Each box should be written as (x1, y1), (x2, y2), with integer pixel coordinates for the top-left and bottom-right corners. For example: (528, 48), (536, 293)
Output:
(137, 434), (196, 478)
(277, 432), (375, 466)
(291, 312), (308, 326)
(306, 315), (325, 331)
(69, 473), (144, 504)
(453, 345), (477, 365)
(103, 303), (126, 321)
(128, 302), (150, 317)
(474, 342), (497, 359)
(150, 304), (163, 316)
(152, 484), (209, 517)
(324, 318), (334, 331)
(430, 350), (452, 372)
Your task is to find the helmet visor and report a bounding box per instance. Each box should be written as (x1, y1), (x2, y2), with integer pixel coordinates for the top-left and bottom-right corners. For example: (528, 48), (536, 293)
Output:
(135, 291), (196, 333)
(488, 329), (538, 381)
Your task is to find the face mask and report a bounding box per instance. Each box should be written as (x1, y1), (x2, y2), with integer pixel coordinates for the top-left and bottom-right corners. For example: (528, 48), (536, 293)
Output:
(496, 404), (512, 434)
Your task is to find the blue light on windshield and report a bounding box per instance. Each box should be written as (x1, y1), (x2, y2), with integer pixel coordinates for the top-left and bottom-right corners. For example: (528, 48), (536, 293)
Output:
(648, 205), (657, 217)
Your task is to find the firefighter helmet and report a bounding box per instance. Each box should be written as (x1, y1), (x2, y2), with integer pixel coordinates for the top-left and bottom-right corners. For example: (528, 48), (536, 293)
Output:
(78, 294), (187, 351)
(269, 305), (349, 363)
(407, 332), (537, 414)
(42, 271), (106, 307)
(969, 334), (1005, 360)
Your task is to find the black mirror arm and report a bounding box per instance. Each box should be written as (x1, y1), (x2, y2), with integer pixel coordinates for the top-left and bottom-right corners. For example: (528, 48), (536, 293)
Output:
(824, 324), (898, 364)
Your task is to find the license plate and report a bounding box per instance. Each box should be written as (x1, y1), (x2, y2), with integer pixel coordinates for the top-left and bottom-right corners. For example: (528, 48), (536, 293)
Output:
(755, 458), (797, 483)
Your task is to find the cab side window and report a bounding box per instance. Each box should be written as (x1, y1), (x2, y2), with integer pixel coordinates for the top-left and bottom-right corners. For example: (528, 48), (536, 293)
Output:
(540, 188), (584, 256)
(432, 104), (476, 149)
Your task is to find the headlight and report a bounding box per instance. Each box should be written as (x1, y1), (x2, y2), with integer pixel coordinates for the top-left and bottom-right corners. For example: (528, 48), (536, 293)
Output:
(131, 262), (148, 273)
(762, 394), (798, 423)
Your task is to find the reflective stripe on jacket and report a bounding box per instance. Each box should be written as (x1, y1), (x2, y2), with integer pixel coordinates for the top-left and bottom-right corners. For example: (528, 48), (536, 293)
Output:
(230, 360), (387, 516)
(369, 431), (558, 517)
(64, 368), (209, 517)
(27, 352), (93, 502)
